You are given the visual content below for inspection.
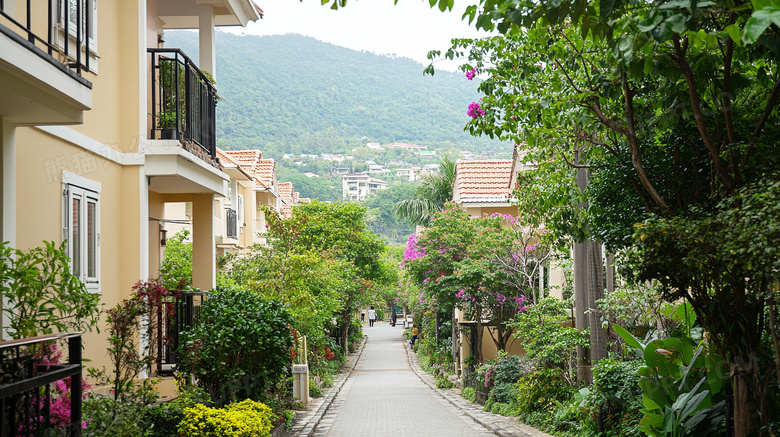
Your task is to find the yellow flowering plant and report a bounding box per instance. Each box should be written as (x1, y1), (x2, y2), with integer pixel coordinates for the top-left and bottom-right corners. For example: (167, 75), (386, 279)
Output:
(177, 399), (274, 437)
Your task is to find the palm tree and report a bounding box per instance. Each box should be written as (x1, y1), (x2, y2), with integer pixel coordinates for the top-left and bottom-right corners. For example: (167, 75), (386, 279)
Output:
(393, 157), (456, 226)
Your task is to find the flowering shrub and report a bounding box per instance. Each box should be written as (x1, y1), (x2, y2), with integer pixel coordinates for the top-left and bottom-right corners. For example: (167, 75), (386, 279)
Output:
(177, 399), (274, 437)
(466, 68), (477, 80)
(467, 102), (485, 118)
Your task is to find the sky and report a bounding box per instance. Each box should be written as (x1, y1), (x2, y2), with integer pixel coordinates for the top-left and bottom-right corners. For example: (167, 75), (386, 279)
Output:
(221, 0), (489, 71)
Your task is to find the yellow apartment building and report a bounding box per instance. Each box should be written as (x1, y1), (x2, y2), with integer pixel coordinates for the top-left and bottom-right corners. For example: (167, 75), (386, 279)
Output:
(1, 0), (262, 370)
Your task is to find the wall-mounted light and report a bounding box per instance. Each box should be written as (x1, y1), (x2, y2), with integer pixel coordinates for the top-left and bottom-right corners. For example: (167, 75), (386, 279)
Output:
(160, 227), (168, 247)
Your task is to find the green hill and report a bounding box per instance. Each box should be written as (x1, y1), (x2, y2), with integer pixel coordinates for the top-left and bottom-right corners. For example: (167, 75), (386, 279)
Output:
(163, 31), (505, 158)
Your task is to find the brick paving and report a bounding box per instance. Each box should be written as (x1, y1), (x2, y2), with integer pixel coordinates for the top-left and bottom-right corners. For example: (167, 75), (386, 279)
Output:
(288, 322), (554, 437)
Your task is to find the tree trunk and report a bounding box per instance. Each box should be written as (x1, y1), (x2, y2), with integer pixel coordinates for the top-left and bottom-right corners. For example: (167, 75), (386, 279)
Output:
(586, 241), (607, 364)
(574, 164), (592, 383)
(731, 356), (760, 437)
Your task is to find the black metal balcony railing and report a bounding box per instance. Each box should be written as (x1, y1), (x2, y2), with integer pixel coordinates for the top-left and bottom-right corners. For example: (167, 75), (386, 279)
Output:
(156, 291), (207, 375)
(148, 48), (217, 159)
(0, 0), (91, 77)
(0, 333), (83, 437)
(225, 207), (238, 239)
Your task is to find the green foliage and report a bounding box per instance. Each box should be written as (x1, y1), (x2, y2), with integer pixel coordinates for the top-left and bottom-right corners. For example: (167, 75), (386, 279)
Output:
(462, 386), (477, 403)
(103, 299), (149, 401)
(159, 230), (192, 291)
(178, 288), (294, 405)
(362, 183), (416, 244)
(393, 157), (456, 226)
(510, 297), (588, 371)
(435, 374), (455, 389)
(0, 240), (101, 339)
(82, 381), (158, 437)
(614, 328), (726, 436)
(177, 400), (275, 437)
(308, 378), (323, 398)
(83, 395), (146, 437)
(140, 402), (185, 437)
(516, 368), (575, 417)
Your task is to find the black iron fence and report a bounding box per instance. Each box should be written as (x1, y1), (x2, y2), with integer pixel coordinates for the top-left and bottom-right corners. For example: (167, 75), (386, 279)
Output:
(148, 48), (217, 159)
(0, 333), (83, 437)
(156, 291), (207, 375)
(0, 0), (92, 76)
(225, 207), (238, 239)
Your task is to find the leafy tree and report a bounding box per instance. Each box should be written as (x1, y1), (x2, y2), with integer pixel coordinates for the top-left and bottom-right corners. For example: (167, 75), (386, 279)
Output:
(393, 156), (456, 226)
(361, 183), (416, 244)
(159, 230), (192, 291)
(422, 0), (780, 430)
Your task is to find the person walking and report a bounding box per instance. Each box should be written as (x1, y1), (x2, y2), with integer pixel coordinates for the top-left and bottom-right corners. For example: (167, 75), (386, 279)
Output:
(368, 306), (376, 327)
(410, 326), (418, 347)
(391, 308), (397, 327)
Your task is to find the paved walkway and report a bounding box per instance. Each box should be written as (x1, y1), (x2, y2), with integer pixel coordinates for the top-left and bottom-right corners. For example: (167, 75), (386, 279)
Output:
(287, 322), (553, 437)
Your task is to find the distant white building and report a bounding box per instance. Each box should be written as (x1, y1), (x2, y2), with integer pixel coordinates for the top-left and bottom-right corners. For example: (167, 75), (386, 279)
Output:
(366, 142), (383, 150)
(342, 173), (389, 201)
(303, 172), (320, 178)
(334, 167), (351, 175)
(368, 164), (390, 174)
(396, 168), (414, 181)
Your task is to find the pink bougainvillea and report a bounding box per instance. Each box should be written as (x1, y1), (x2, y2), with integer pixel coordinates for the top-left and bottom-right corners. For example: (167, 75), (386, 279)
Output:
(402, 233), (426, 264)
(467, 102), (485, 118)
(466, 68), (478, 80)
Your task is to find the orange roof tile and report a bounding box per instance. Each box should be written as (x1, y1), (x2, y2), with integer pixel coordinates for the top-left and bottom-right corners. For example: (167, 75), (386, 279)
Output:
(254, 158), (276, 188)
(454, 159), (514, 202)
(278, 182), (294, 203)
(281, 204), (293, 218)
(298, 198), (311, 203)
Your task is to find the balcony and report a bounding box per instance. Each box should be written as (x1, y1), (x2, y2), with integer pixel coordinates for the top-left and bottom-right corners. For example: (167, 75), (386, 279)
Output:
(0, 0), (92, 125)
(148, 48), (217, 161)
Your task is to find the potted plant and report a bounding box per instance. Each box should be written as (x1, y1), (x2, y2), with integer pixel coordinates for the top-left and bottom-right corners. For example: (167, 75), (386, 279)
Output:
(156, 110), (178, 139)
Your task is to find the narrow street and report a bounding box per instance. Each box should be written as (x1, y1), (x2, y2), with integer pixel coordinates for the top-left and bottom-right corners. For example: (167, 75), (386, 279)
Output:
(311, 322), (495, 437)
(287, 322), (553, 437)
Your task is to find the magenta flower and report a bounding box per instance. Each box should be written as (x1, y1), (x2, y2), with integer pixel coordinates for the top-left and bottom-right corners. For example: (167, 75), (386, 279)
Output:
(466, 68), (478, 80)
(467, 102), (485, 118)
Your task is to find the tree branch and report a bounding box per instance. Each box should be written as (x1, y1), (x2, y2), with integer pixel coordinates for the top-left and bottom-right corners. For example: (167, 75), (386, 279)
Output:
(743, 75), (780, 169)
(621, 70), (670, 212)
(672, 35), (735, 193)
(722, 12), (737, 145)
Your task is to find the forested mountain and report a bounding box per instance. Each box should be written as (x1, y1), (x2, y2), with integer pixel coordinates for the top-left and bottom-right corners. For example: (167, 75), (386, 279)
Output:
(164, 31), (503, 158)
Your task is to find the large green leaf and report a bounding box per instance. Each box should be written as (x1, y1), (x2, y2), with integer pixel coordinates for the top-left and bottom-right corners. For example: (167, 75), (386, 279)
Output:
(744, 7), (780, 44)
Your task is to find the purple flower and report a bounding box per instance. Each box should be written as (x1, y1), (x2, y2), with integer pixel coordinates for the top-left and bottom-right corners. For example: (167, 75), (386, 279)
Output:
(467, 102), (485, 118)
(466, 68), (477, 80)
(423, 278), (430, 283)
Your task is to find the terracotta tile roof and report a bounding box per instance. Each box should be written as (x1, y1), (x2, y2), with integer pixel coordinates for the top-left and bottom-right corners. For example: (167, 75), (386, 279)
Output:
(278, 182), (294, 203)
(254, 158), (276, 188)
(222, 150), (263, 174)
(281, 204), (293, 218)
(298, 198), (311, 203)
(220, 150), (278, 189)
(454, 159), (514, 203)
(293, 192), (300, 203)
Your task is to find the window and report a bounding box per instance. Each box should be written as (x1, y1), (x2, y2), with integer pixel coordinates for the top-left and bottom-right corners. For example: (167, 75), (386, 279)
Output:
(59, 0), (97, 52)
(63, 172), (100, 293)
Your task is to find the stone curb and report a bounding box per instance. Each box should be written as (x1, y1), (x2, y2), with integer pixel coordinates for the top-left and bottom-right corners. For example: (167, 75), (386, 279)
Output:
(294, 335), (368, 437)
(404, 343), (550, 437)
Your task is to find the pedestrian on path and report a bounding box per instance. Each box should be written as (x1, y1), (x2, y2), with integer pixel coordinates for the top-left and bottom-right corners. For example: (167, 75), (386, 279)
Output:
(410, 326), (418, 346)
(368, 306), (376, 327)
(391, 308), (397, 327)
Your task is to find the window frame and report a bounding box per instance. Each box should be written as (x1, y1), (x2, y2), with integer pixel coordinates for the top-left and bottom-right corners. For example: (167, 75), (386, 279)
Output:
(57, 0), (99, 70)
(62, 171), (101, 293)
